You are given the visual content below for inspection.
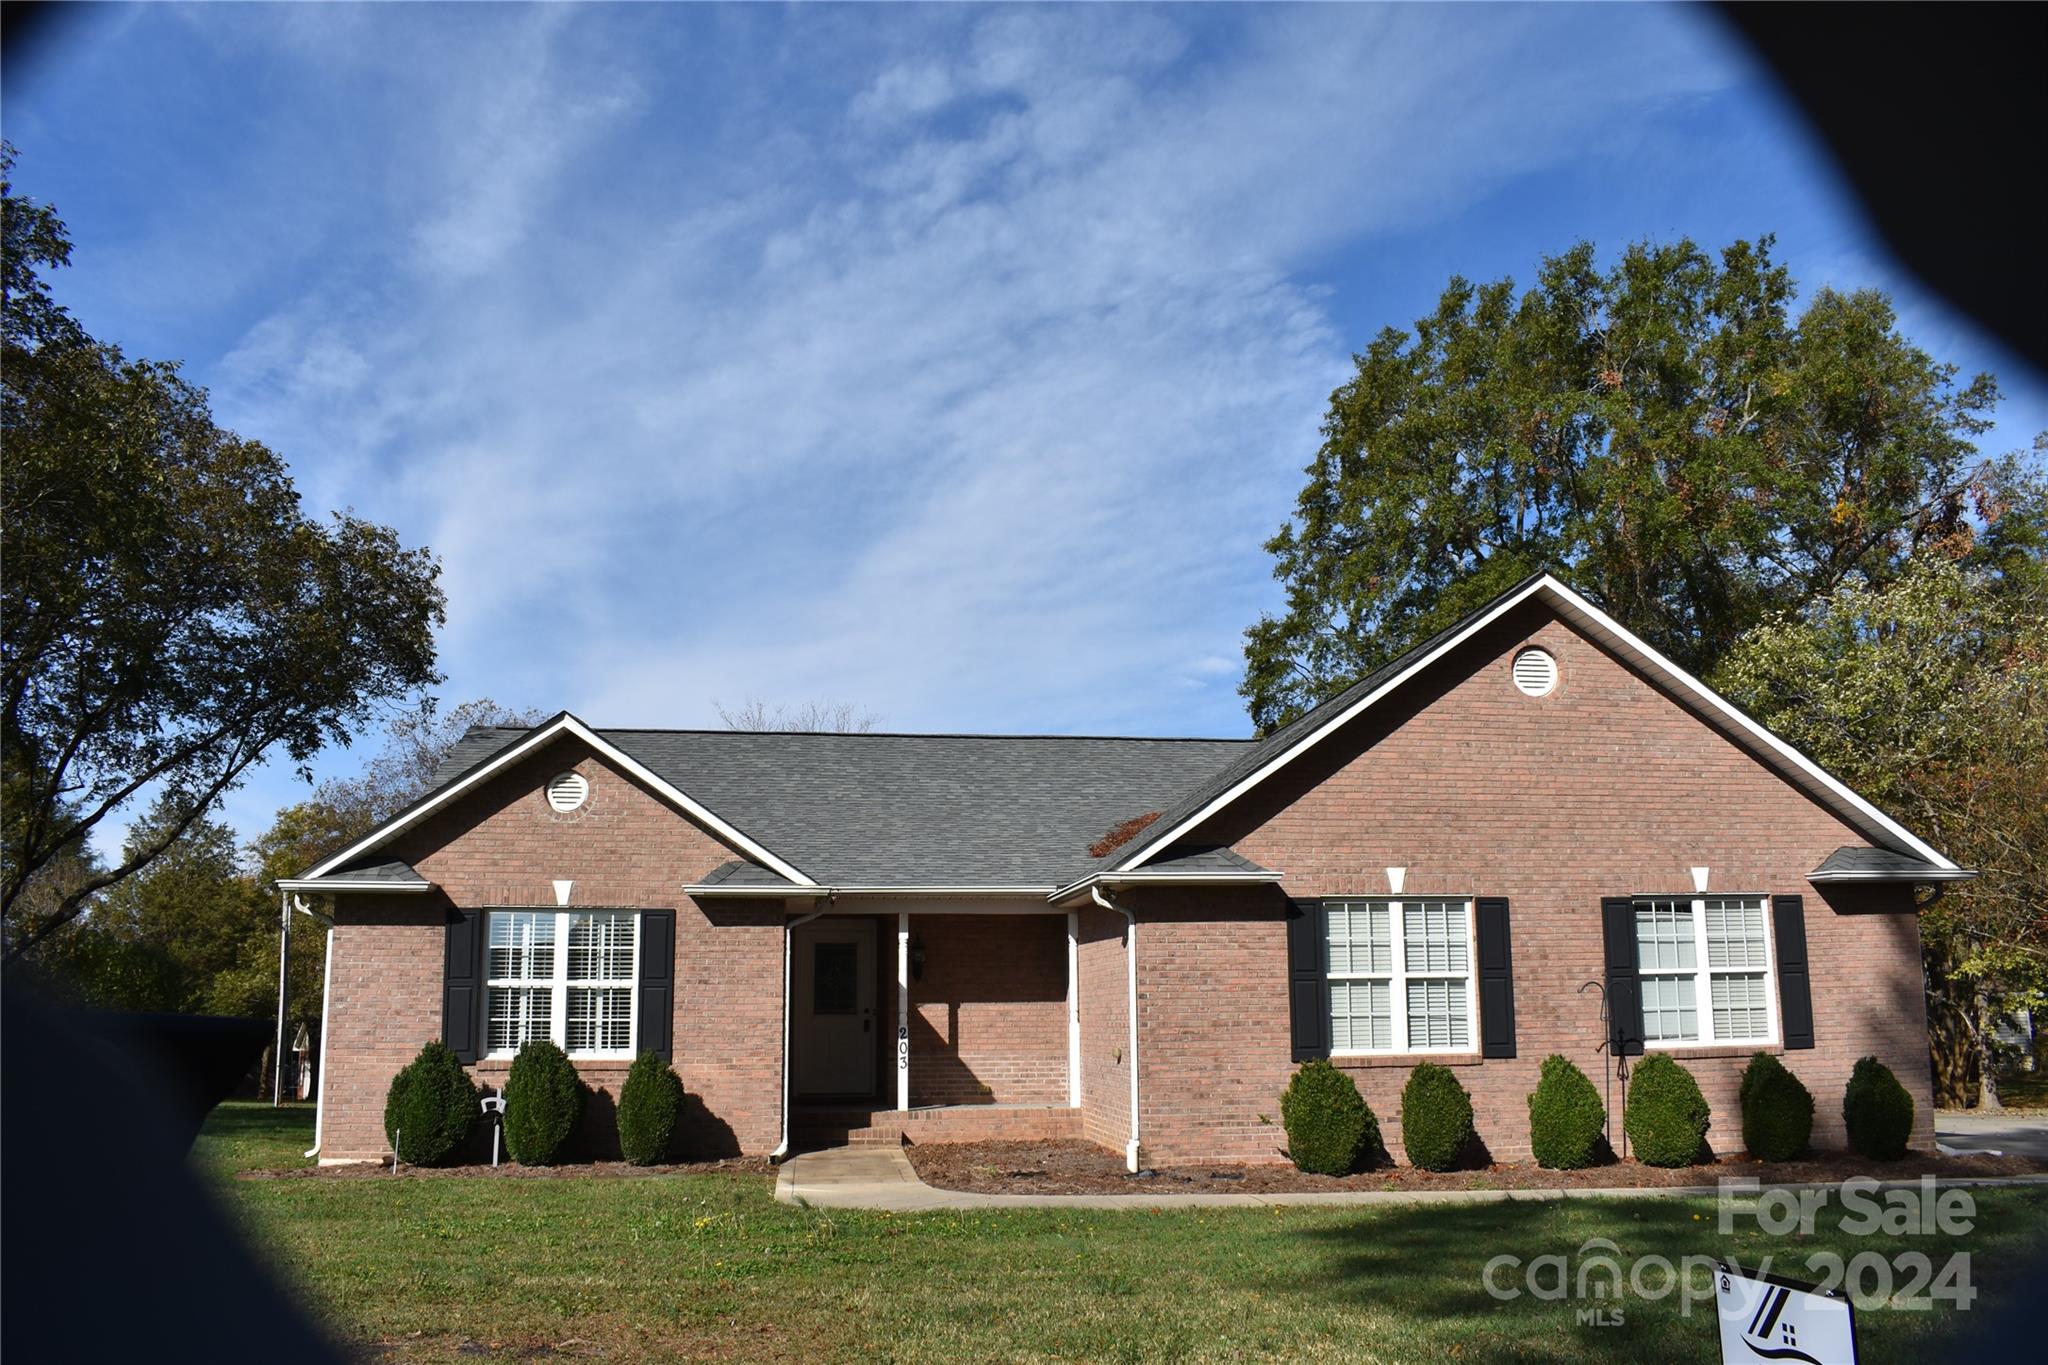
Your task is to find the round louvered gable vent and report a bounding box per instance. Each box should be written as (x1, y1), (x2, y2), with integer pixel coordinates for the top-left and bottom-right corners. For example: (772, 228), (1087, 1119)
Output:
(545, 771), (590, 813)
(1511, 648), (1558, 697)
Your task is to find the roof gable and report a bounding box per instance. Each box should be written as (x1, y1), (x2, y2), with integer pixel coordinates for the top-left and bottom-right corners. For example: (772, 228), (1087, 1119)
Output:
(297, 713), (819, 886)
(1110, 574), (1959, 875)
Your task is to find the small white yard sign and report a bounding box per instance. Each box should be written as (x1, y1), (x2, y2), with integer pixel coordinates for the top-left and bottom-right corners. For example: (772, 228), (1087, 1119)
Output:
(1715, 1261), (1858, 1365)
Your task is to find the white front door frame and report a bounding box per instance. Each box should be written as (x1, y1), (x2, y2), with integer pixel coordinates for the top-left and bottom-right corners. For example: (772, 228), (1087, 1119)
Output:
(792, 918), (878, 1099)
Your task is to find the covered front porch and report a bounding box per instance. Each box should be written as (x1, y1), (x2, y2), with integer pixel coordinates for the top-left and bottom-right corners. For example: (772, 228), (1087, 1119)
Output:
(784, 902), (1081, 1149)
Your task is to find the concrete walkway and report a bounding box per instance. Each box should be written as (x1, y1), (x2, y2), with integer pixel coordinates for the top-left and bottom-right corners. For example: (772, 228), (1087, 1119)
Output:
(772, 1146), (2048, 1213)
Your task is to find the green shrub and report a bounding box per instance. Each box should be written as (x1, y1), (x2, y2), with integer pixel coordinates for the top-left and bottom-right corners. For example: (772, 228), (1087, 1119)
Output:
(1623, 1054), (1710, 1167)
(1400, 1062), (1476, 1172)
(1843, 1056), (1914, 1160)
(381, 1040), (477, 1167)
(503, 1039), (584, 1165)
(1739, 1053), (1814, 1161)
(1527, 1054), (1606, 1169)
(1280, 1059), (1380, 1175)
(617, 1052), (685, 1165)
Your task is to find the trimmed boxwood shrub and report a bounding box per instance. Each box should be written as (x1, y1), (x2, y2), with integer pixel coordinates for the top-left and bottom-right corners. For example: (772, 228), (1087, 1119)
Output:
(1623, 1054), (1710, 1167)
(1843, 1056), (1914, 1160)
(1401, 1062), (1475, 1172)
(1527, 1054), (1605, 1170)
(1281, 1059), (1380, 1175)
(617, 1052), (685, 1166)
(382, 1040), (477, 1167)
(504, 1039), (583, 1165)
(1739, 1053), (1814, 1162)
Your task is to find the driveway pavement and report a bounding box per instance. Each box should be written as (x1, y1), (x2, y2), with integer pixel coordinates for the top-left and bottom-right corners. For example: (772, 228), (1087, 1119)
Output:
(1937, 1111), (2048, 1159)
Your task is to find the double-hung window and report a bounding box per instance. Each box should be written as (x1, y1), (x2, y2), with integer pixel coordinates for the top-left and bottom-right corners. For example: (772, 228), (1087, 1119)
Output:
(1633, 896), (1775, 1046)
(1326, 898), (1477, 1055)
(486, 910), (638, 1058)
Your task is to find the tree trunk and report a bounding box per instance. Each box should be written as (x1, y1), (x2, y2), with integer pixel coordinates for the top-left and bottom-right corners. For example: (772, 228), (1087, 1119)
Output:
(1975, 984), (2004, 1112)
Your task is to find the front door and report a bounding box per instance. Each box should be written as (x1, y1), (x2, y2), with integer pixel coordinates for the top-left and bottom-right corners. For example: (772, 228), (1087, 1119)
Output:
(793, 919), (877, 1098)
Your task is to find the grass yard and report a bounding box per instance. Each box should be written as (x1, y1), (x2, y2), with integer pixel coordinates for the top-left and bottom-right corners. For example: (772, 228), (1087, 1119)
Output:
(201, 1103), (2048, 1364)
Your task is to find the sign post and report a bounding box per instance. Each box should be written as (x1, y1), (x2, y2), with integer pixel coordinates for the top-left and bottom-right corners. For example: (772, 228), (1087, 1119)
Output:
(1715, 1260), (1857, 1365)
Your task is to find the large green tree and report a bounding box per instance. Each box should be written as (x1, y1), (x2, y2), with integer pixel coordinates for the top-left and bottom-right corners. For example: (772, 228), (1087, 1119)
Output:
(1715, 558), (2047, 1108)
(1, 147), (447, 959)
(1242, 236), (2045, 731)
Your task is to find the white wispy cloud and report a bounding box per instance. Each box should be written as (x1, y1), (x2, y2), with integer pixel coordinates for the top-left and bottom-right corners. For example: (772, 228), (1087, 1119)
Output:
(46, 2), (1774, 846)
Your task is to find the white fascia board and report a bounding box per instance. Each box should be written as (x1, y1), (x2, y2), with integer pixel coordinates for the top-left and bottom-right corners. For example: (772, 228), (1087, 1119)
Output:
(298, 713), (817, 886)
(1049, 870), (1286, 904)
(683, 884), (822, 898)
(827, 885), (1056, 897)
(1120, 574), (1957, 873)
(275, 879), (436, 894)
(1118, 576), (1553, 871)
(1807, 868), (1978, 884)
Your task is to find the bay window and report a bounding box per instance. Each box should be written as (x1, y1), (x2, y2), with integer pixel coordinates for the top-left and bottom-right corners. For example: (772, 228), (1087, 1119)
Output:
(1633, 895), (1776, 1046)
(1327, 898), (1477, 1055)
(486, 909), (639, 1058)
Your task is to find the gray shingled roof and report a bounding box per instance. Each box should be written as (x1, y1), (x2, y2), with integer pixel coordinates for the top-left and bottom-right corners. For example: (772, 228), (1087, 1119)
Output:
(291, 856), (428, 887)
(692, 859), (806, 889)
(1809, 846), (1975, 882)
(427, 726), (1253, 888)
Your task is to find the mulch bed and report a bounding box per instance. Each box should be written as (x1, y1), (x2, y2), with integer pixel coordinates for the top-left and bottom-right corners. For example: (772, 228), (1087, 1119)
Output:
(904, 1139), (2048, 1196)
(238, 1156), (773, 1182)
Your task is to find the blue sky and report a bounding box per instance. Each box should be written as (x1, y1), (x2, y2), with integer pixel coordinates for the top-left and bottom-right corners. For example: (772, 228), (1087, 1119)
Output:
(6, 3), (2043, 859)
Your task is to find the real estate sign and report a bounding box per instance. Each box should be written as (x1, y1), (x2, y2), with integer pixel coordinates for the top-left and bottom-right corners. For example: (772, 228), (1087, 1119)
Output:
(1715, 1261), (1858, 1365)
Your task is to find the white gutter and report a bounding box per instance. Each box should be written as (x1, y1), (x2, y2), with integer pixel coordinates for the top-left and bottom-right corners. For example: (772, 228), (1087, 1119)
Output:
(1808, 868), (1978, 884)
(1050, 870), (1284, 904)
(275, 879), (437, 894)
(770, 907), (827, 1161)
(1090, 885), (1142, 1172)
(686, 884), (1056, 898)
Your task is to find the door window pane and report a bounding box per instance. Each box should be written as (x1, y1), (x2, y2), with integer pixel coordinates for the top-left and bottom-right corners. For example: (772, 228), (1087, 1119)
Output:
(813, 941), (859, 1015)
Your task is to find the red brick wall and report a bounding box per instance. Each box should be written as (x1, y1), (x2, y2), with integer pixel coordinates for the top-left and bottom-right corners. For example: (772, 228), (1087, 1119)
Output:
(1076, 906), (1135, 1153)
(906, 914), (1068, 1106)
(1132, 601), (1937, 1165)
(318, 737), (785, 1161)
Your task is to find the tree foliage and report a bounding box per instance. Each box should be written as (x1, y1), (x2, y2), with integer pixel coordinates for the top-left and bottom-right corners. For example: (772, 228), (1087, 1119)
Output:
(714, 699), (881, 733)
(1242, 235), (2042, 731)
(1714, 558), (2047, 1106)
(0, 146), (447, 958)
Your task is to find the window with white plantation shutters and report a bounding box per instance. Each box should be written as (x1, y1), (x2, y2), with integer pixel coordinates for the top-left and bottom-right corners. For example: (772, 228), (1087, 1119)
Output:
(1633, 895), (1777, 1046)
(1326, 898), (1477, 1055)
(485, 909), (638, 1058)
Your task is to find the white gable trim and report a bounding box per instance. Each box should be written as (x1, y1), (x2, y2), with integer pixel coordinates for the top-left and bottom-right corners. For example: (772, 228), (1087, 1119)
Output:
(1119, 575), (1957, 873)
(297, 713), (818, 886)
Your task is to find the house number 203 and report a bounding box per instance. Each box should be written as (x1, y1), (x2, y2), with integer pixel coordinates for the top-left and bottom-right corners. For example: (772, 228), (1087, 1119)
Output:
(897, 1025), (909, 1070)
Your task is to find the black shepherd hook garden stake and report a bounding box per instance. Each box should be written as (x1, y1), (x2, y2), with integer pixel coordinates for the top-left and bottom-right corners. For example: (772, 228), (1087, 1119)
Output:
(1578, 980), (1618, 1156)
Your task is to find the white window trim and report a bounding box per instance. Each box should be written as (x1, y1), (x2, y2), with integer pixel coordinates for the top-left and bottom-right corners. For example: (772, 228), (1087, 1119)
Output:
(1327, 897), (1480, 1058)
(1634, 894), (1780, 1050)
(484, 908), (641, 1061)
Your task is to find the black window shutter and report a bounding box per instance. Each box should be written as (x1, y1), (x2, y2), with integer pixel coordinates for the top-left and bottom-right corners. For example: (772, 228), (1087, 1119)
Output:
(1600, 897), (1644, 1057)
(1773, 894), (1814, 1050)
(1475, 897), (1516, 1058)
(1287, 898), (1330, 1062)
(443, 909), (484, 1064)
(637, 909), (675, 1061)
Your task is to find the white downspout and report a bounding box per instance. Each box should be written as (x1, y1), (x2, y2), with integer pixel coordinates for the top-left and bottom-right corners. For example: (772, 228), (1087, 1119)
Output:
(771, 906), (826, 1161)
(1091, 885), (1141, 1172)
(299, 896), (335, 1160)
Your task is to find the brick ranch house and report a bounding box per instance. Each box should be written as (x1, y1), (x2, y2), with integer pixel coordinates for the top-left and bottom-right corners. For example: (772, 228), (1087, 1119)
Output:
(283, 574), (1971, 1168)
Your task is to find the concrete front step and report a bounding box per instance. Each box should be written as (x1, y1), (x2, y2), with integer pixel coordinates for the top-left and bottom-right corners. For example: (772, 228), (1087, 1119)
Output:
(794, 1103), (1082, 1149)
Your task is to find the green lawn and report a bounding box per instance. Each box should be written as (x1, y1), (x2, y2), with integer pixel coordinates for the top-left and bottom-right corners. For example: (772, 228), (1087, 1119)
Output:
(200, 1103), (2048, 1364)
